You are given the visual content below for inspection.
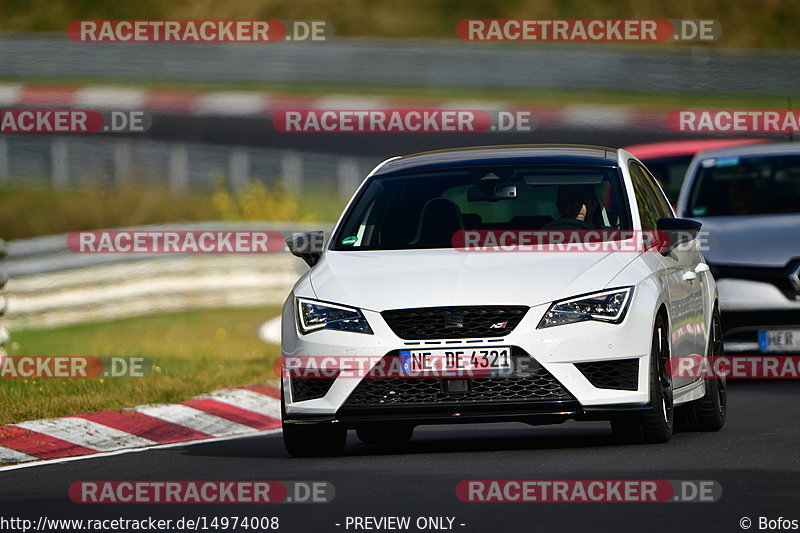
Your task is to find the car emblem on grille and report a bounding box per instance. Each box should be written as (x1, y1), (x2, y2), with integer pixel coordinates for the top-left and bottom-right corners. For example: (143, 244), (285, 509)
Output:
(444, 312), (464, 328)
(490, 321), (508, 329)
(790, 262), (800, 293)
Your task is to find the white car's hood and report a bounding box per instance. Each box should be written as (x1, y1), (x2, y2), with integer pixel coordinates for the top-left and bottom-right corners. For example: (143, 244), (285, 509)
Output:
(309, 249), (638, 311)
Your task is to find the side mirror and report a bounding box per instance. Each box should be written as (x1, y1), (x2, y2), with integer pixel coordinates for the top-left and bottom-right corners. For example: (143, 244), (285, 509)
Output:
(655, 218), (701, 256)
(286, 230), (325, 267)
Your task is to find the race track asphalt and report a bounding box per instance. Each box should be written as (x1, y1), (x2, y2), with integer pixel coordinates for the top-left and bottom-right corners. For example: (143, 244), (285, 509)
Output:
(1, 381), (798, 533)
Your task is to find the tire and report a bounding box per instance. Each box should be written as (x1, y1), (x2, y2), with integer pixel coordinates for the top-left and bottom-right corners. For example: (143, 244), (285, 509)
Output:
(282, 423), (347, 457)
(356, 424), (414, 445)
(611, 314), (673, 444)
(675, 307), (727, 432)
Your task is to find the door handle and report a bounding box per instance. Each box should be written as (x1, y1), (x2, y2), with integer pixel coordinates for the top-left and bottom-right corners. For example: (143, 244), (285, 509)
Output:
(682, 270), (698, 282)
(694, 263), (711, 274)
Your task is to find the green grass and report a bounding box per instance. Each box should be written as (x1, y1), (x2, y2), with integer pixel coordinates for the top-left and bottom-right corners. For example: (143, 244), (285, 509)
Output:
(0, 307), (281, 424)
(1, 0), (800, 49)
(0, 184), (344, 240)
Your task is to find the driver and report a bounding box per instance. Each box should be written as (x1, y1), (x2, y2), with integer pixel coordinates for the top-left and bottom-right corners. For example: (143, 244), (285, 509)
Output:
(543, 184), (599, 229)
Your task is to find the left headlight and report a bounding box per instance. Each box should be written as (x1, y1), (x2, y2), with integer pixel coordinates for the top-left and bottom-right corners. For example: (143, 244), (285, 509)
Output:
(296, 298), (373, 335)
(537, 287), (634, 329)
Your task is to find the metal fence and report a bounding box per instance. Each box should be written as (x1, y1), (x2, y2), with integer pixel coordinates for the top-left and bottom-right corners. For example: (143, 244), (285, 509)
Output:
(0, 135), (382, 197)
(2, 222), (326, 330)
(2, 33), (799, 94)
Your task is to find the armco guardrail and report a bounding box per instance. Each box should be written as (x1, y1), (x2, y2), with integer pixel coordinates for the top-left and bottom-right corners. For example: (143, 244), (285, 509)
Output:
(2, 222), (328, 330)
(0, 136), (382, 197)
(1, 33), (799, 94)
(0, 238), (8, 355)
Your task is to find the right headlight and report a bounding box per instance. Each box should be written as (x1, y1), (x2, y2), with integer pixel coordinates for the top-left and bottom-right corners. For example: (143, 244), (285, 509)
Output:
(296, 298), (373, 335)
(537, 287), (634, 329)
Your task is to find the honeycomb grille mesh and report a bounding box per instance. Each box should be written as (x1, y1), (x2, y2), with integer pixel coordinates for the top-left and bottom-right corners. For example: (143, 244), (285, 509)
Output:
(381, 306), (528, 339)
(291, 377), (337, 402)
(575, 359), (639, 390)
(344, 355), (574, 406)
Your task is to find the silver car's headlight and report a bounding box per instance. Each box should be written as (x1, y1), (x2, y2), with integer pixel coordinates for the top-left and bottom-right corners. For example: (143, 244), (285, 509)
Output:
(296, 298), (373, 335)
(537, 287), (634, 329)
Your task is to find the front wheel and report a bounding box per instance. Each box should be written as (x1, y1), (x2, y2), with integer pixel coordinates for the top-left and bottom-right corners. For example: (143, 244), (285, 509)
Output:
(611, 314), (673, 444)
(676, 308), (727, 432)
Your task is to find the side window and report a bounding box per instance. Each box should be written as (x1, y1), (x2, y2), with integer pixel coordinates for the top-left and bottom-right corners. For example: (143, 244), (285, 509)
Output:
(629, 162), (660, 231)
(636, 163), (674, 219)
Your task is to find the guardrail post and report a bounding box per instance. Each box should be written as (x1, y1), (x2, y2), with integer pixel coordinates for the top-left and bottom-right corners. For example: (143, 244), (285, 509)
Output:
(337, 157), (360, 198)
(51, 138), (69, 188)
(0, 138), (9, 184)
(280, 151), (303, 194)
(113, 139), (131, 188)
(228, 147), (250, 191)
(0, 238), (7, 359)
(168, 143), (189, 194)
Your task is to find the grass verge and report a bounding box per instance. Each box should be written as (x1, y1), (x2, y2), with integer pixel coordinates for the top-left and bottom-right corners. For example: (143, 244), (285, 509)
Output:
(0, 184), (344, 240)
(0, 307), (281, 425)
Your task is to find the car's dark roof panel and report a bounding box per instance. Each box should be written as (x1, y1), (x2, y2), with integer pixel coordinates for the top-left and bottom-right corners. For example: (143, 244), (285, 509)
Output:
(374, 144), (620, 175)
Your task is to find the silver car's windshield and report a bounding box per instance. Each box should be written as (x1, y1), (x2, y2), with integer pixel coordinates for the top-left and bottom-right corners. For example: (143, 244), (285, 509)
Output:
(686, 153), (800, 217)
(332, 165), (631, 251)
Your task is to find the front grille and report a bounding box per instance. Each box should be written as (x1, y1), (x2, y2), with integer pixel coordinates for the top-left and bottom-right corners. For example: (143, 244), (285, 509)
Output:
(291, 377), (337, 402)
(382, 306), (528, 340)
(343, 352), (573, 406)
(710, 260), (800, 300)
(575, 359), (639, 391)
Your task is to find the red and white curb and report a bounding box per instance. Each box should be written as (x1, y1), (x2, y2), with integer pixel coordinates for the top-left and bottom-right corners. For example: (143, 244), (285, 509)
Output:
(0, 83), (667, 129)
(0, 384), (281, 466)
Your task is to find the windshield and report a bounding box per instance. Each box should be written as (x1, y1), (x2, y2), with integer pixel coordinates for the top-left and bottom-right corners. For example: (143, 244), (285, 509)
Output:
(332, 164), (631, 250)
(686, 154), (800, 217)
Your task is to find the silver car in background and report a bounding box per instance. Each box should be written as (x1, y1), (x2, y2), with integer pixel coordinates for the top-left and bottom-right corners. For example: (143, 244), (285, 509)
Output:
(677, 142), (800, 355)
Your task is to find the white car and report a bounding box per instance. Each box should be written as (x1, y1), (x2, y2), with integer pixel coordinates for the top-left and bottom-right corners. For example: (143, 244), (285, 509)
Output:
(281, 145), (725, 456)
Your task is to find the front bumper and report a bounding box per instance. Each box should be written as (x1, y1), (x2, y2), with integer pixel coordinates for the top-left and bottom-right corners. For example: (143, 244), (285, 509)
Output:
(281, 294), (658, 423)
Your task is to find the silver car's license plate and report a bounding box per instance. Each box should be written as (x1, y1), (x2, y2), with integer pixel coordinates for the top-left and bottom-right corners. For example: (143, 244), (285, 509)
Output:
(758, 329), (800, 352)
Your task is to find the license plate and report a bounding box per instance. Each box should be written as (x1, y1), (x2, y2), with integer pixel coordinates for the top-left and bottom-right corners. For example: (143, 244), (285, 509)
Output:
(399, 347), (512, 376)
(758, 329), (800, 352)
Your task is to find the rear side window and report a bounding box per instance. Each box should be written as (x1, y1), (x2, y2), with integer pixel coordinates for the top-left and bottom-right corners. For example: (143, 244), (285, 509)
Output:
(629, 161), (672, 230)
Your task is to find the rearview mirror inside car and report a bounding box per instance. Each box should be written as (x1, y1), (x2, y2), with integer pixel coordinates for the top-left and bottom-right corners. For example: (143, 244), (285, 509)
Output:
(467, 185), (517, 202)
